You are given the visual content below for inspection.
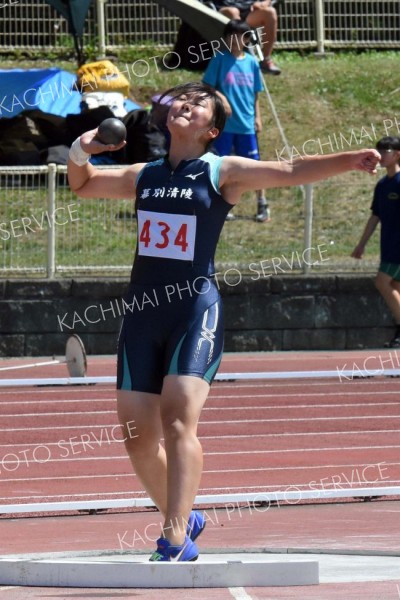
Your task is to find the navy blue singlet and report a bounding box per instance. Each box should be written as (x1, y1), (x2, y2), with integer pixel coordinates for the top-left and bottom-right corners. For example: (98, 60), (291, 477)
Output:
(117, 153), (232, 394)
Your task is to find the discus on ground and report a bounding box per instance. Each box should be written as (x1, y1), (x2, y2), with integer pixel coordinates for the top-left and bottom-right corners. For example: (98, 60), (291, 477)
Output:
(0, 334), (87, 378)
(65, 334), (87, 377)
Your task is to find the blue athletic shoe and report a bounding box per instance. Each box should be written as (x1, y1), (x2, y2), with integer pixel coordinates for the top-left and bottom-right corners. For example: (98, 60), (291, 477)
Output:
(149, 535), (199, 562)
(186, 510), (206, 542)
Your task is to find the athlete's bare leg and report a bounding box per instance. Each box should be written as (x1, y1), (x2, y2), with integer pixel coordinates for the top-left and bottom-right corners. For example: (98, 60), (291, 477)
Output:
(160, 375), (209, 545)
(117, 375), (209, 546)
(117, 390), (168, 514)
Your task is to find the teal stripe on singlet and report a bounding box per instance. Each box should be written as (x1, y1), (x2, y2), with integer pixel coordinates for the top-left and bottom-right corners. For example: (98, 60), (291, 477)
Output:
(167, 334), (187, 375)
(202, 152), (224, 194)
(121, 344), (132, 390)
(203, 349), (223, 383)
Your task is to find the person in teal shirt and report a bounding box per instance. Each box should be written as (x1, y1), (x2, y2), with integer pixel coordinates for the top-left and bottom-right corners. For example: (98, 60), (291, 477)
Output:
(203, 19), (271, 222)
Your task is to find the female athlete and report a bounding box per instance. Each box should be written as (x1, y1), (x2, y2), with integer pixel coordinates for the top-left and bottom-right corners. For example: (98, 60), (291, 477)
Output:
(68, 81), (380, 562)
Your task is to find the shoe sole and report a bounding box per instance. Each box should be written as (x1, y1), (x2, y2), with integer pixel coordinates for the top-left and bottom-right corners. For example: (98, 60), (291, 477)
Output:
(149, 554), (199, 562)
(175, 539), (199, 562)
(175, 553), (199, 562)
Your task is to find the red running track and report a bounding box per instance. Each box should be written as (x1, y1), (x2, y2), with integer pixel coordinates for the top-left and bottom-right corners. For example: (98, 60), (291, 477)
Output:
(0, 351), (399, 510)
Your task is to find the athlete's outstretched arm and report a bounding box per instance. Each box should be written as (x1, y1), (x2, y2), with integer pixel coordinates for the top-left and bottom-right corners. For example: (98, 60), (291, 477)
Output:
(67, 128), (144, 200)
(219, 150), (381, 204)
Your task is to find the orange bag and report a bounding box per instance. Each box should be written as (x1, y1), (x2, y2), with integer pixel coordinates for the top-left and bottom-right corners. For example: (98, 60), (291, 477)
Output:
(76, 60), (130, 98)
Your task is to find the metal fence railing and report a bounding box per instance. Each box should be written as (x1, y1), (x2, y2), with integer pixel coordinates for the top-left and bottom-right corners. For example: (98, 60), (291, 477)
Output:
(0, 165), (379, 279)
(0, 1), (399, 53)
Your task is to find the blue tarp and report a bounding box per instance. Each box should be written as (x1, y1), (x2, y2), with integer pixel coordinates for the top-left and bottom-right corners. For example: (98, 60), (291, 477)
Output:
(0, 68), (139, 118)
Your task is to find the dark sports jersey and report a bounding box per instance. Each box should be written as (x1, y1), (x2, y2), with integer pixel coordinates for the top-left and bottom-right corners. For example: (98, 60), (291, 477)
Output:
(117, 278), (224, 393)
(130, 152), (231, 285)
(371, 171), (400, 263)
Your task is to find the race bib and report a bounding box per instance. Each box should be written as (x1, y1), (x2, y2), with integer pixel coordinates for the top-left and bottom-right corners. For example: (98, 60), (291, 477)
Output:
(137, 210), (196, 261)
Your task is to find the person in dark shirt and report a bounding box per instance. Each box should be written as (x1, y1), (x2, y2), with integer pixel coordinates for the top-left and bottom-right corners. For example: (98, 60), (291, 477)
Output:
(352, 136), (400, 347)
(68, 81), (380, 563)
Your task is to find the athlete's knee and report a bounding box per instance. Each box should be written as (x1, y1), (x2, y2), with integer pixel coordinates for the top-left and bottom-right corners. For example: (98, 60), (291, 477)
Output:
(162, 414), (187, 440)
(124, 431), (163, 460)
(161, 411), (201, 445)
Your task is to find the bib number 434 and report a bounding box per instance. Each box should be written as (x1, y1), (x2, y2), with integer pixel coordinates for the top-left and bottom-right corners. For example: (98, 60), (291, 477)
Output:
(137, 210), (196, 261)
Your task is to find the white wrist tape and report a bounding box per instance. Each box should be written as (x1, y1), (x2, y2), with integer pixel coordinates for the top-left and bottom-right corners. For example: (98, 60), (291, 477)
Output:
(69, 137), (91, 166)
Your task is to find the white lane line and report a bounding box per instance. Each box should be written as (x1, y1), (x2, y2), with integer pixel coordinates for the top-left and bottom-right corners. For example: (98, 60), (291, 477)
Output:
(0, 415), (400, 437)
(1, 383), (399, 400)
(0, 444), (399, 457)
(0, 424), (120, 432)
(1, 431), (400, 448)
(0, 388), (116, 396)
(0, 490), (140, 501)
(229, 587), (254, 600)
(0, 410), (115, 418)
(0, 398), (115, 406)
(201, 416), (400, 423)
(2, 424), (400, 434)
(205, 445), (400, 454)
(205, 401), (400, 410)
(3, 481), (400, 503)
(2, 401), (400, 417)
(210, 391), (400, 398)
(229, 380), (400, 389)
(1, 463), (399, 483)
(0, 473), (134, 482)
(203, 462), (400, 474)
(202, 429), (400, 438)
(0, 378), (397, 399)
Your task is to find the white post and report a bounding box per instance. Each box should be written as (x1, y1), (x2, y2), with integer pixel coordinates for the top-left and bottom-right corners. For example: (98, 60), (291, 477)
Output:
(315, 0), (325, 55)
(303, 183), (313, 274)
(96, 0), (107, 59)
(47, 163), (57, 279)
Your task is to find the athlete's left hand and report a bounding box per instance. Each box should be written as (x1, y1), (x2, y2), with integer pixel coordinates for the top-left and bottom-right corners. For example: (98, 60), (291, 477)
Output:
(352, 149), (381, 174)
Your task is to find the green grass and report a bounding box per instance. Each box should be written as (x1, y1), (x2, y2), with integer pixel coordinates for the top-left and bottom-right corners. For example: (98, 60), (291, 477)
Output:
(1, 50), (399, 275)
